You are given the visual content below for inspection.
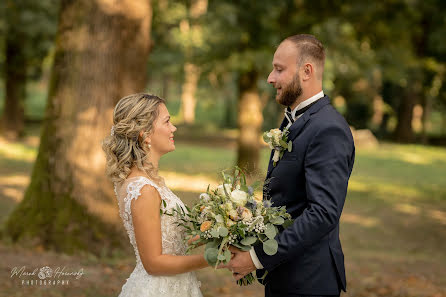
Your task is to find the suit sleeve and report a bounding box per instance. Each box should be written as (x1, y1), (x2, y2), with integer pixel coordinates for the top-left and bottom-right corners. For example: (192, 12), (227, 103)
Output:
(254, 124), (354, 272)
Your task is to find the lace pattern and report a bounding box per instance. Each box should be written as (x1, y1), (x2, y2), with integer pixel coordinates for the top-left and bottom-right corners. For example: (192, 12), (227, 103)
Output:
(114, 176), (202, 297)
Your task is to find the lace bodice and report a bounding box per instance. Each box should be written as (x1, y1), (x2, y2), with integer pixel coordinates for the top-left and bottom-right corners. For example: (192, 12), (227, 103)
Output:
(114, 176), (202, 297)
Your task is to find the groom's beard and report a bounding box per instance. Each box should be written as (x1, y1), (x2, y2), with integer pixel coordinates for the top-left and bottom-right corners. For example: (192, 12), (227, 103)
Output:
(277, 73), (302, 107)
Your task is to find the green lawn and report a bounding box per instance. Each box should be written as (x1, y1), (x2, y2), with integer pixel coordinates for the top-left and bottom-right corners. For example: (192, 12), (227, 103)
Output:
(0, 130), (445, 296)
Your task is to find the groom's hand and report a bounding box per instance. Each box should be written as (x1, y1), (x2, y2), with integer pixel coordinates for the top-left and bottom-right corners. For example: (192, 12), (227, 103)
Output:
(220, 246), (256, 281)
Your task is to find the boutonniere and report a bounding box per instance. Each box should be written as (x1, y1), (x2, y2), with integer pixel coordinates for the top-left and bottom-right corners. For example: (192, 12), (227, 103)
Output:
(263, 128), (293, 167)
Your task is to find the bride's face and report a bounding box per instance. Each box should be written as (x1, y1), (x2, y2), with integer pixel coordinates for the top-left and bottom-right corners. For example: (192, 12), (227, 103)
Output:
(149, 103), (177, 156)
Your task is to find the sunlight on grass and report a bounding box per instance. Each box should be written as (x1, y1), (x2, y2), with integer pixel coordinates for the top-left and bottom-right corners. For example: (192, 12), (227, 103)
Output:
(429, 210), (446, 225)
(348, 179), (424, 201)
(399, 152), (433, 165)
(359, 142), (446, 164)
(0, 175), (30, 187)
(160, 170), (218, 192)
(341, 213), (379, 227)
(394, 203), (420, 215)
(0, 138), (37, 161)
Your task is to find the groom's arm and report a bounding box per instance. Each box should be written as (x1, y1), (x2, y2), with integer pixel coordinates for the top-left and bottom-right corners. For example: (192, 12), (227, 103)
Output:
(253, 123), (354, 272)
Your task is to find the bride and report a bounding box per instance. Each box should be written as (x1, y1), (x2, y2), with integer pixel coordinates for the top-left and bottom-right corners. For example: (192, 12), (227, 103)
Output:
(102, 93), (207, 297)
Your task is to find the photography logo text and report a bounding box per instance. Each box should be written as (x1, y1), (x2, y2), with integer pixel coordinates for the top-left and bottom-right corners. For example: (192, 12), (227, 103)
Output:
(10, 265), (84, 286)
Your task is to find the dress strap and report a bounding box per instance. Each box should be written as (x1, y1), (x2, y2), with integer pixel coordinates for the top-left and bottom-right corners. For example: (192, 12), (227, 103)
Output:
(124, 177), (165, 217)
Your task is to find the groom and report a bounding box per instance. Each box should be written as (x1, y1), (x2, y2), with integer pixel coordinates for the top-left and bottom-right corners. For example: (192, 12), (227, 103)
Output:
(223, 34), (355, 297)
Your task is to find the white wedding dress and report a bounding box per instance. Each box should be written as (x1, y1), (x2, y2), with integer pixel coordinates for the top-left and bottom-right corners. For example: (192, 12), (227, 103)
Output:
(114, 176), (202, 297)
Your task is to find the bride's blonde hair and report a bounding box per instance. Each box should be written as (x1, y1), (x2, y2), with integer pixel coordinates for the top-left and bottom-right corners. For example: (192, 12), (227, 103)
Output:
(102, 93), (165, 185)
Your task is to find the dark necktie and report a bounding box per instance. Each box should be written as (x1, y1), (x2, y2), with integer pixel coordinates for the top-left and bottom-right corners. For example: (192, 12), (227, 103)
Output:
(286, 99), (321, 124)
(285, 108), (294, 124)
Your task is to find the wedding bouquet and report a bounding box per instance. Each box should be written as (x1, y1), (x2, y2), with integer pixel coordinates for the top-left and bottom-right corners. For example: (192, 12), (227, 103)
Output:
(169, 167), (292, 285)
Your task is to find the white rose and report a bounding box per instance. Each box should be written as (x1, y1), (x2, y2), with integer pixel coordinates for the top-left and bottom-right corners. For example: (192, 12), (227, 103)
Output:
(239, 207), (253, 221)
(230, 189), (248, 206)
(272, 150), (281, 163)
(216, 184), (232, 197)
(199, 193), (211, 202)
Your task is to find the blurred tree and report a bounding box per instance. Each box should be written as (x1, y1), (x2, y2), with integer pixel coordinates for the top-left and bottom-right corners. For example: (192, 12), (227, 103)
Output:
(178, 0), (207, 124)
(148, 0), (186, 99)
(204, 0), (288, 173)
(344, 0), (446, 142)
(3, 0), (153, 255)
(0, 0), (58, 139)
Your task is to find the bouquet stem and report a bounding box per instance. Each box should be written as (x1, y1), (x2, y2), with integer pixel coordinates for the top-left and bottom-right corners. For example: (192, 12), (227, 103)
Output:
(236, 272), (255, 286)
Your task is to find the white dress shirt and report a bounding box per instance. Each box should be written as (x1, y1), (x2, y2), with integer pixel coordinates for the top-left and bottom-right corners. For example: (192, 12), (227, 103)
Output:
(249, 90), (325, 270)
(285, 90), (325, 129)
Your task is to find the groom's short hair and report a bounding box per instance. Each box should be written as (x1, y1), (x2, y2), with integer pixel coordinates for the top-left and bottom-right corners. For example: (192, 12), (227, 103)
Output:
(284, 34), (325, 80)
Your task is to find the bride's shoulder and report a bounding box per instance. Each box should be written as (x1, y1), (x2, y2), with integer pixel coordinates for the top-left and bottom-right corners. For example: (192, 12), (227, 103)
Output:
(126, 176), (160, 193)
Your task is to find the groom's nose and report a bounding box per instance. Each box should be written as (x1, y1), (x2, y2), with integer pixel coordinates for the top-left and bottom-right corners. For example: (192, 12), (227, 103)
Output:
(267, 71), (275, 85)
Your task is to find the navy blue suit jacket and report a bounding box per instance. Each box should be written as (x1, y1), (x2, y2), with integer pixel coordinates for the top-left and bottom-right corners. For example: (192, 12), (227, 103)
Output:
(254, 96), (355, 296)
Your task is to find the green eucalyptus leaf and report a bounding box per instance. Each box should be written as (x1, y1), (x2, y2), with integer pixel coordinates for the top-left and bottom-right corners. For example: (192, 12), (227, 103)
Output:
(282, 219), (294, 229)
(232, 242), (251, 251)
(206, 241), (219, 250)
(270, 217), (284, 225)
(224, 249), (232, 263)
(204, 248), (218, 265)
(264, 223), (276, 239)
(218, 253), (227, 261)
(263, 239), (278, 256)
(240, 236), (257, 245)
(219, 227), (229, 237)
(210, 229), (220, 238)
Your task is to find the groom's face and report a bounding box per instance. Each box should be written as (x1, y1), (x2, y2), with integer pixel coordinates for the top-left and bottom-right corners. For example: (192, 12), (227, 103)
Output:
(267, 40), (302, 107)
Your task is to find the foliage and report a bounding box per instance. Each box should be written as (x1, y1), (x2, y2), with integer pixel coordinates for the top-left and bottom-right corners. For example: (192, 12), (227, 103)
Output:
(167, 167), (292, 285)
(1, 0), (58, 80)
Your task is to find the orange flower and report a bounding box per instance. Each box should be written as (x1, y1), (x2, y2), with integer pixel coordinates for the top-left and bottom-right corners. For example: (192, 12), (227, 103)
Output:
(200, 221), (212, 232)
(200, 205), (206, 212)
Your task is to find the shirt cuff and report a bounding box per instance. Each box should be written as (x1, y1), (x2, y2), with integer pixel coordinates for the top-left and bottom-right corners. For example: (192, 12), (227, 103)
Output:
(249, 247), (264, 269)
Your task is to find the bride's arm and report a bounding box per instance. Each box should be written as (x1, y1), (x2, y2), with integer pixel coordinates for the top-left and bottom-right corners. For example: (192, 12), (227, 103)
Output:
(131, 184), (208, 276)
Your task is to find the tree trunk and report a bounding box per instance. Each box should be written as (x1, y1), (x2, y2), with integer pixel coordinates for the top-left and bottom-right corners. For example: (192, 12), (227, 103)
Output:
(4, 0), (152, 255)
(236, 70), (262, 174)
(420, 97), (431, 144)
(1, 5), (27, 140)
(394, 91), (416, 143)
(180, 63), (200, 124)
(179, 0), (207, 124)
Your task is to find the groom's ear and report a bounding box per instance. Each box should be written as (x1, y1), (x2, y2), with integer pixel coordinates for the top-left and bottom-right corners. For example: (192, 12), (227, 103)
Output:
(301, 63), (314, 81)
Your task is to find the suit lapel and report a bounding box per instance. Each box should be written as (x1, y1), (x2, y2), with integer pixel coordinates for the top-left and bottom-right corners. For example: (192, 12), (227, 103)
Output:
(265, 96), (331, 179)
(287, 96), (330, 141)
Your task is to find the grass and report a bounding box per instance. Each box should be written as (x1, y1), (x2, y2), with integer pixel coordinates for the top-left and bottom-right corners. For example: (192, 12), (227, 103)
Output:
(0, 127), (446, 296)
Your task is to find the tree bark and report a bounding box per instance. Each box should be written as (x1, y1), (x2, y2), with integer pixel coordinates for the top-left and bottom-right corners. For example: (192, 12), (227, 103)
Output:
(179, 0), (207, 124)
(394, 90), (416, 143)
(1, 5), (27, 140)
(236, 70), (262, 174)
(180, 63), (200, 124)
(4, 0), (152, 255)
